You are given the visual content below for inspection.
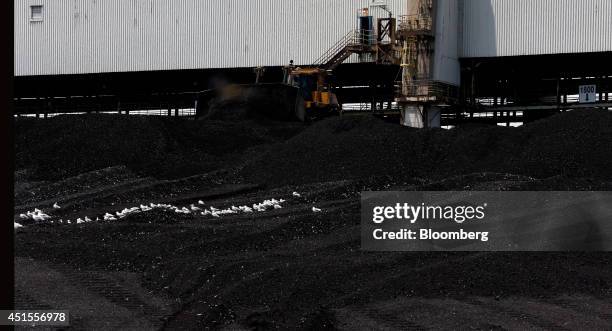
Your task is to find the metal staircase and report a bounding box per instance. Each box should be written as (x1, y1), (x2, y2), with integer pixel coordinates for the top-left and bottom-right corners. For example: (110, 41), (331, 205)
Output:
(313, 29), (375, 71)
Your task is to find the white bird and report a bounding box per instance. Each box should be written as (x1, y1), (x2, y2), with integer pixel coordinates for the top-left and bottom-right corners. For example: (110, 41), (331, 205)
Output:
(104, 213), (117, 221)
(253, 205), (265, 212)
(77, 218), (85, 224)
(14, 222), (23, 229)
(85, 216), (93, 223)
(53, 202), (61, 209)
(279, 199), (286, 203)
(198, 200), (205, 205)
(211, 212), (220, 218)
(312, 207), (322, 213)
(19, 214), (28, 219)
(66, 220), (72, 224)
(274, 205), (283, 209)
(190, 204), (201, 211)
(293, 192), (301, 198)
(32, 211), (51, 222)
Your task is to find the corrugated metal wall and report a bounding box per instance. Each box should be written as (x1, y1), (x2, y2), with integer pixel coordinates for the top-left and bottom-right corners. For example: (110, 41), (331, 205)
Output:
(14, 0), (408, 76)
(461, 0), (612, 58)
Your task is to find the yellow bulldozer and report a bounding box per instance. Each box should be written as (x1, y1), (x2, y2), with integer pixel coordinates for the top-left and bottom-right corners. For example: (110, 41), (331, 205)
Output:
(200, 9), (400, 122)
(282, 64), (340, 120)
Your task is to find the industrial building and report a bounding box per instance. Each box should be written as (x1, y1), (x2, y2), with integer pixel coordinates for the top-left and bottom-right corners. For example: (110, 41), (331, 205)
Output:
(14, 0), (612, 126)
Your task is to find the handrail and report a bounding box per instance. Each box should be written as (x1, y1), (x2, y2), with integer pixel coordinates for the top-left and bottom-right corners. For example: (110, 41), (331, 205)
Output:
(314, 30), (357, 66)
(398, 14), (433, 32)
(395, 79), (459, 101)
(314, 29), (375, 67)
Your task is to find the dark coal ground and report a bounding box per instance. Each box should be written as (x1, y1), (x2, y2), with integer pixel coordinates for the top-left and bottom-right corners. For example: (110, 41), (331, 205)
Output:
(14, 110), (612, 330)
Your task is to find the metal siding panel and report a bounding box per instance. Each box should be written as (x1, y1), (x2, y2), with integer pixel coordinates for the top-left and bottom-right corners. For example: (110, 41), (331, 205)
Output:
(15, 0), (409, 76)
(461, 0), (612, 58)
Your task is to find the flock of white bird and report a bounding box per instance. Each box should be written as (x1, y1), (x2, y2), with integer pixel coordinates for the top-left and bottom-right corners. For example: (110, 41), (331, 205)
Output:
(14, 192), (323, 229)
(19, 208), (52, 222)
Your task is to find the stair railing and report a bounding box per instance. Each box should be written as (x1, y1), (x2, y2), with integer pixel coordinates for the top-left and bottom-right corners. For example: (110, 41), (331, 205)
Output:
(313, 29), (373, 68)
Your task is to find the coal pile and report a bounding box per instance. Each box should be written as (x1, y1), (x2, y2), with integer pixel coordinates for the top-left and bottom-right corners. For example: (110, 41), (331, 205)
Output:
(240, 109), (612, 187)
(14, 109), (612, 329)
(15, 114), (305, 180)
(203, 84), (304, 122)
(16, 110), (612, 186)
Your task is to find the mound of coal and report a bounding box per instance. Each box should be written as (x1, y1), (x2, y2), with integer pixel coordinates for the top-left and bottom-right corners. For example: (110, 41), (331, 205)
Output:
(15, 114), (304, 180)
(240, 109), (612, 187)
(203, 84), (303, 122)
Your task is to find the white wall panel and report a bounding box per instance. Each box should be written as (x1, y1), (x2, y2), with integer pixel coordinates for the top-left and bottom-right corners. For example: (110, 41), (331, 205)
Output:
(15, 0), (409, 76)
(461, 0), (612, 58)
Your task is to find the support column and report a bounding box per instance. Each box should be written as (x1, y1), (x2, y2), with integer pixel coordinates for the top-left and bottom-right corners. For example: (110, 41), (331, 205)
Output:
(400, 104), (441, 128)
(370, 83), (377, 112)
(400, 105), (424, 127)
(45, 97), (51, 118)
(599, 76), (604, 102)
(556, 76), (561, 112)
(427, 106), (442, 128)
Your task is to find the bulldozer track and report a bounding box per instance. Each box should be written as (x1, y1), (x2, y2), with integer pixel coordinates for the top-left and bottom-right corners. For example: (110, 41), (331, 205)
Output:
(52, 265), (173, 326)
(15, 257), (175, 330)
(460, 297), (571, 330)
(14, 289), (86, 330)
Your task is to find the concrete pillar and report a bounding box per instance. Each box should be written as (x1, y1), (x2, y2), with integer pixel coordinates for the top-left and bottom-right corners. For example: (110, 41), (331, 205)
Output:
(400, 105), (422, 127)
(400, 104), (441, 128)
(427, 106), (442, 128)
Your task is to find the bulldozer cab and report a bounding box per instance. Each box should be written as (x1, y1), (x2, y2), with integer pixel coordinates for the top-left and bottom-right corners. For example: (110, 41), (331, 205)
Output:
(283, 66), (339, 117)
(293, 72), (318, 101)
